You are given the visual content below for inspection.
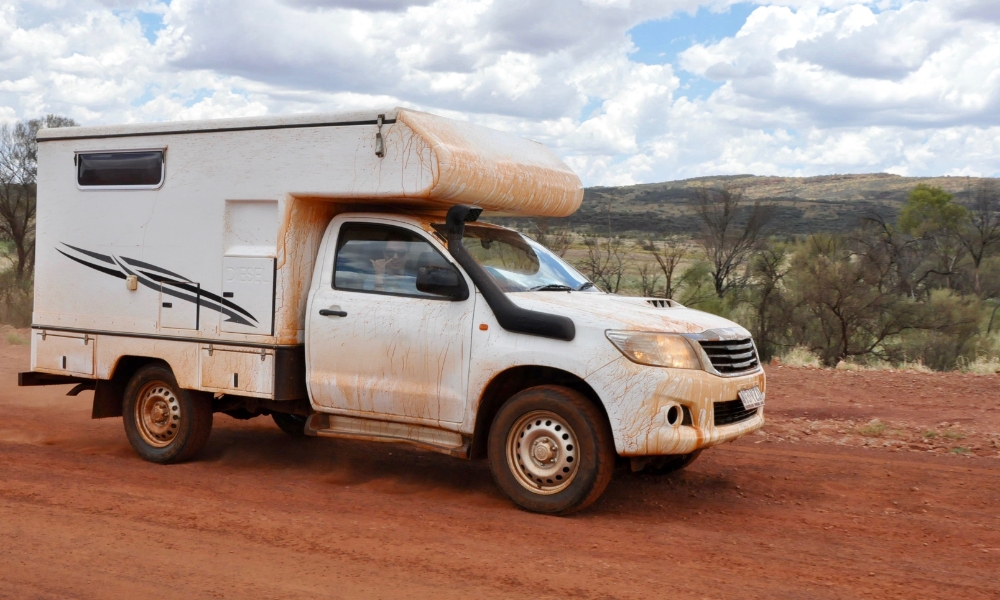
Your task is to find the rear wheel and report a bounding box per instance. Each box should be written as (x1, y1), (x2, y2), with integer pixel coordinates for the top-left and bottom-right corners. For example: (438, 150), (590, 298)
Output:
(641, 450), (702, 475)
(122, 364), (213, 464)
(271, 413), (308, 437)
(488, 385), (614, 515)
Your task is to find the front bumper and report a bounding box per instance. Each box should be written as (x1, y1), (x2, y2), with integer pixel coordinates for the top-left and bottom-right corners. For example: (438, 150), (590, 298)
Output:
(636, 408), (763, 456)
(585, 357), (766, 456)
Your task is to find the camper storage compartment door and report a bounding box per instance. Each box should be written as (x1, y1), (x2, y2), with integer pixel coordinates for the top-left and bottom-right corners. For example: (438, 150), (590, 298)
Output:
(220, 257), (275, 335)
(31, 331), (95, 376)
(159, 282), (200, 330)
(200, 346), (275, 396)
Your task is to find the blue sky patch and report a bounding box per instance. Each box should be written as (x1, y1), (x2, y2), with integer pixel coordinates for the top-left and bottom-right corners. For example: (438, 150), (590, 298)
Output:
(130, 85), (159, 107)
(581, 96), (604, 120)
(628, 3), (756, 100)
(137, 11), (165, 44)
(184, 88), (213, 107)
(629, 3), (757, 65)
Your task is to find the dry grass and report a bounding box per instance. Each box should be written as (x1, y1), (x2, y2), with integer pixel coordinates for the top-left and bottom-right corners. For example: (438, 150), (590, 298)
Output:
(5, 331), (26, 345)
(958, 356), (1000, 375)
(835, 359), (933, 373)
(857, 420), (888, 437)
(778, 346), (822, 368)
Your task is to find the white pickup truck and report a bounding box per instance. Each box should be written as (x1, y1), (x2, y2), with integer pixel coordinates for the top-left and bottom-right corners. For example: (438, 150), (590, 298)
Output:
(19, 108), (765, 514)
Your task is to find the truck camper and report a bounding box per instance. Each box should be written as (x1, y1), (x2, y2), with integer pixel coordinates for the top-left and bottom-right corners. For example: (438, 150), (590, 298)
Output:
(19, 108), (766, 514)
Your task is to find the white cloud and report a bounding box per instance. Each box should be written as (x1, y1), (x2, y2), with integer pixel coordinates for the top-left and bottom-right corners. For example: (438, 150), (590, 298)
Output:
(0, 0), (998, 184)
(680, 2), (1000, 128)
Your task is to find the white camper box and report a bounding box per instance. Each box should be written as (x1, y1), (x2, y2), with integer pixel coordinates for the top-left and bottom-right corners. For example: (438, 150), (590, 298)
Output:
(22, 108), (766, 515)
(28, 108), (581, 397)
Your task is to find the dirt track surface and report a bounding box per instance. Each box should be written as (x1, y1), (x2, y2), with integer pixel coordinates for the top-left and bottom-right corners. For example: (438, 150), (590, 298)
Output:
(1, 335), (999, 599)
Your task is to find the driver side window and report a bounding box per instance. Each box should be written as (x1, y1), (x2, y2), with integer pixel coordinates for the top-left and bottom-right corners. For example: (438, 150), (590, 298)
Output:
(333, 223), (455, 298)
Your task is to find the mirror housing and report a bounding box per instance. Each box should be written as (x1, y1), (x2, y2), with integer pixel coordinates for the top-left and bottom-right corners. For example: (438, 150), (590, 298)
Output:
(416, 266), (469, 301)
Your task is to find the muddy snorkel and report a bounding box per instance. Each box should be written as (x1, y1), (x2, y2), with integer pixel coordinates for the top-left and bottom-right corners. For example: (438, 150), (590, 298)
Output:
(444, 204), (576, 341)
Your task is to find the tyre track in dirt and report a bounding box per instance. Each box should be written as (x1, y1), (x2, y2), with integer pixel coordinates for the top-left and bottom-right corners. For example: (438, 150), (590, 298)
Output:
(1, 338), (999, 599)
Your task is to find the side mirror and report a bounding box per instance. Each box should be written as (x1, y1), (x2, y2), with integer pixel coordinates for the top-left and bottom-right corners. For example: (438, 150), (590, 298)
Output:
(416, 266), (469, 300)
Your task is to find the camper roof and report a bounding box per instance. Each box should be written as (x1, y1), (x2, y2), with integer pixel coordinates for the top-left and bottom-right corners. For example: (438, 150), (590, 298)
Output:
(38, 108), (583, 218)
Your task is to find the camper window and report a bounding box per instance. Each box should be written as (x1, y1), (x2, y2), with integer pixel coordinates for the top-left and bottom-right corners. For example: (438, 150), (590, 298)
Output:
(333, 223), (457, 299)
(77, 150), (164, 189)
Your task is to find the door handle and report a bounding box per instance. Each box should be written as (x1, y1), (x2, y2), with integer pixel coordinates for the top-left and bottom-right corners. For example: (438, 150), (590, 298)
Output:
(319, 308), (348, 317)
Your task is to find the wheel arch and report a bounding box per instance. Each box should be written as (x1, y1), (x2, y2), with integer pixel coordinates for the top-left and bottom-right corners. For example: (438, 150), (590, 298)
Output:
(470, 365), (610, 460)
(92, 356), (171, 419)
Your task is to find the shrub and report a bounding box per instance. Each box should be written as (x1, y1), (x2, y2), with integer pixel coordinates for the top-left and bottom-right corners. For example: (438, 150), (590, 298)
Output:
(0, 272), (33, 327)
(778, 346), (822, 368)
(857, 421), (888, 437)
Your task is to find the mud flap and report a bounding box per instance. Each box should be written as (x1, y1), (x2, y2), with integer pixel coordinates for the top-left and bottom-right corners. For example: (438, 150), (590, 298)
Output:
(92, 378), (127, 419)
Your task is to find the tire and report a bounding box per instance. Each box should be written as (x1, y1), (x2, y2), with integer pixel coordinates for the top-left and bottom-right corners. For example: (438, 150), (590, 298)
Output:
(272, 412), (308, 437)
(641, 450), (702, 475)
(488, 385), (615, 516)
(122, 364), (213, 464)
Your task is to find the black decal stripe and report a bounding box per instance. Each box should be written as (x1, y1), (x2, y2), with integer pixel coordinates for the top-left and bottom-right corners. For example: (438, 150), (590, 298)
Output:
(114, 258), (256, 328)
(57, 249), (126, 279)
(62, 243), (115, 265)
(140, 270), (258, 324)
(121, 256), (191, 282)
(59, 246), (260, 330)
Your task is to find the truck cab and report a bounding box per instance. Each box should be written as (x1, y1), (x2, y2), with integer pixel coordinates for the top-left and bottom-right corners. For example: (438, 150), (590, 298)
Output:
(20, 108), (764, 515)
(298, 209), (765, 513)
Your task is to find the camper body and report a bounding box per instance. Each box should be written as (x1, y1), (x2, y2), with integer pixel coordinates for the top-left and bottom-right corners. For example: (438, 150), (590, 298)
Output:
(20, 109), (765, 514)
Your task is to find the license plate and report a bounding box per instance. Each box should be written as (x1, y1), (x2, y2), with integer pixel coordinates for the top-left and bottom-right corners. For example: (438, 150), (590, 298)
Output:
(738, 387), (765, 410)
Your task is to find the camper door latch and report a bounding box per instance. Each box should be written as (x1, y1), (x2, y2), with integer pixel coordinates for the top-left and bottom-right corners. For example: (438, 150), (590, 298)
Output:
(375, 114), (386, 158)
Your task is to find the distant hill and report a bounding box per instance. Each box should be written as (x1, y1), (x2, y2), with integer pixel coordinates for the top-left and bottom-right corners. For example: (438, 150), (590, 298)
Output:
(495, 173), (996, 237)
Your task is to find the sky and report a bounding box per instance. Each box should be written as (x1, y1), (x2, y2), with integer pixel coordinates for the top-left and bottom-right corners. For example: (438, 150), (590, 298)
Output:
(1, 0), (998, 185)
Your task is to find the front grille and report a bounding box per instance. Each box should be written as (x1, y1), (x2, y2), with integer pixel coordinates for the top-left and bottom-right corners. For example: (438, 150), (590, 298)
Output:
(714, 399), (758, 426)
(698, 338), (759, 374)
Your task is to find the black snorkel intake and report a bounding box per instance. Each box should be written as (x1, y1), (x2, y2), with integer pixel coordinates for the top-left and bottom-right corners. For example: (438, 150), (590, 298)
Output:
(445, 205), (576, 342)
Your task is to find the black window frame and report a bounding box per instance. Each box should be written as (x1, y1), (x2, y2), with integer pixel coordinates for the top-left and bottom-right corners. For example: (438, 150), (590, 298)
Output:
(76, 149), (165, 190)
(332, 222), (464, 301)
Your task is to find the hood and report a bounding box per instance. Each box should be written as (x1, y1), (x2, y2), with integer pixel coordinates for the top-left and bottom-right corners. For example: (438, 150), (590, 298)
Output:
(506, 292), (750, 337)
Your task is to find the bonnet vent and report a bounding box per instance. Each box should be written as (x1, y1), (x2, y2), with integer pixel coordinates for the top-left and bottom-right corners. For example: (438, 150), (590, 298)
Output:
(646, 299), (675, 308)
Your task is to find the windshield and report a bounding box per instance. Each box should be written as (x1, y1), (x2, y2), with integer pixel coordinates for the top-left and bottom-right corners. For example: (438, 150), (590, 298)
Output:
(451, 225), (597, 293)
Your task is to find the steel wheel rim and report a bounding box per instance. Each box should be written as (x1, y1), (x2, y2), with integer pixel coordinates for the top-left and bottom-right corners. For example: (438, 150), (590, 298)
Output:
(506, 410), (580, 495)
(135, 381), (181, 448)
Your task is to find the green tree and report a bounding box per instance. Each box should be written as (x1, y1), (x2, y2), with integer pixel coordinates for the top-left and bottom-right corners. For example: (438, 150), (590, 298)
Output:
(0, 114), (77, 281)
(898, 184), (967, 290)
(898, 184), (967, 237)
(785, 234), (921, 366)
(956, 180), (1000, 294)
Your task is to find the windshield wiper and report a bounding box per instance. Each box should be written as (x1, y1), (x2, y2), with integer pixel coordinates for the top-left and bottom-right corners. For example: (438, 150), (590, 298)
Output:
(529, 284), (573, 292)
(576, 282), (595, 291)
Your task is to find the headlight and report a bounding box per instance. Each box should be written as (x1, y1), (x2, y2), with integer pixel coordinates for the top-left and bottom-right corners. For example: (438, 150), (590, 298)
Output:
(605, 330), (702, 369)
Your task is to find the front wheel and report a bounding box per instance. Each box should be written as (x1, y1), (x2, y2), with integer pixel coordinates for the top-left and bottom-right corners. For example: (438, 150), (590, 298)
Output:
(122, 364), (213, 464)
(488, 385), (615, 515)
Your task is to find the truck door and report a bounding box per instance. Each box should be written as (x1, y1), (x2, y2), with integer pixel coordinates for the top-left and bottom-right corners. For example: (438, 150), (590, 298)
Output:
(306, 218), (474, 425)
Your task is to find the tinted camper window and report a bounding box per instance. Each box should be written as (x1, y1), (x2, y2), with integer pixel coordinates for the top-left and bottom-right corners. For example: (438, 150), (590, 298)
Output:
(77, 151), (164, 188)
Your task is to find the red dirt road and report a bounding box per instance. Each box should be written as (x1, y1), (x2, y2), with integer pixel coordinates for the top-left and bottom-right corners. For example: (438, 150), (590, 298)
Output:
(1, 334), (999, 599)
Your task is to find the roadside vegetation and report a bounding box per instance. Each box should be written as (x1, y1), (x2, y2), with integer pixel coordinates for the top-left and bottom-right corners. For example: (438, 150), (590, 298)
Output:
(511, 179), (1000, 372)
